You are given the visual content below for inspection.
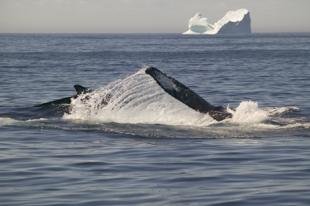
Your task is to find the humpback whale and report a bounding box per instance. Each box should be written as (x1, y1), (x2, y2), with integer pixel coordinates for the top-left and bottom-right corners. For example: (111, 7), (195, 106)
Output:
(36, 67), (232, 121)
(34, 85), (92, 115)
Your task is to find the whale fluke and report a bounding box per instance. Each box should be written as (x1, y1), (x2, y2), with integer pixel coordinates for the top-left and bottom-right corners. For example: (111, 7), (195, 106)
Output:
(145, 67), (231, 121)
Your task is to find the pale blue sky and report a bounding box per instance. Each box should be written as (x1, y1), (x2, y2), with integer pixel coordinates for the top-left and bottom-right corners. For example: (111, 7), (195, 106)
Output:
(0, 0), (309, 33)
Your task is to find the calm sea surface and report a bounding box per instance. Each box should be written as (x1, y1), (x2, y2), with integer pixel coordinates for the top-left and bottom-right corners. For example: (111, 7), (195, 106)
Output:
(0, 33), (310, 205)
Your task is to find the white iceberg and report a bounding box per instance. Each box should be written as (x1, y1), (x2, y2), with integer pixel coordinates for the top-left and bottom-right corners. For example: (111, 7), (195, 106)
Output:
(183, 8), (251, 35)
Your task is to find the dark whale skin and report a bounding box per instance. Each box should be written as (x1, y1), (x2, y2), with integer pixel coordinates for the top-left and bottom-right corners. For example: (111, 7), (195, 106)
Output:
(145, 67), (232, 121)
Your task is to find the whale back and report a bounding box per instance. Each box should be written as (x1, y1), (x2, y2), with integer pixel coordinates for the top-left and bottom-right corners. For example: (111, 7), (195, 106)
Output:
(35, 84), (91, 108)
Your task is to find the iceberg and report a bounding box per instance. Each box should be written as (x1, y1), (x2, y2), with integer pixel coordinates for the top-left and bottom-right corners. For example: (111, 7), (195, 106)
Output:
(183, 8), (251, 35)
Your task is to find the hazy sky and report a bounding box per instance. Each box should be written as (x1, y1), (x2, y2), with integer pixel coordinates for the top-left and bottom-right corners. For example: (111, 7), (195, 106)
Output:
(1, 0), (309, 33)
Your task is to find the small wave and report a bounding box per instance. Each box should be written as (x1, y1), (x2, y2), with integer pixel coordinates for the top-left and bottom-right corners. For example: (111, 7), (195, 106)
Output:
(26, 118), (49, 122)
(264, 106), (299, 116)
(225, 101), (309, 130)
(0, 117), (19, 126)
(280, 122), (310, 129)
(0, 117), (52, 128)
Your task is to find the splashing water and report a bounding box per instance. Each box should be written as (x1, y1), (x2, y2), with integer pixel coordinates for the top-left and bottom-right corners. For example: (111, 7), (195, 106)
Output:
(228, 101), (268, 124)
(63, 68), (305, 129)
(63, 69), (217, 126)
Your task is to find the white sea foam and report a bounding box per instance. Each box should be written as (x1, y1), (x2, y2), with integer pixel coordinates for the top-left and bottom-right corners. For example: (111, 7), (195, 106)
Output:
(227, 101), (269, 124)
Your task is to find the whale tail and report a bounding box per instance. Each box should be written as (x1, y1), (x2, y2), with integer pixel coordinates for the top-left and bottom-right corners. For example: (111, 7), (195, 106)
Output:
(145, 67), (232, 121)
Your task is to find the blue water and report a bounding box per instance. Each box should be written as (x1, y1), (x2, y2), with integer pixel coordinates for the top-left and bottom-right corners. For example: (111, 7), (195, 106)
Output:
(0, 33), (310, 205)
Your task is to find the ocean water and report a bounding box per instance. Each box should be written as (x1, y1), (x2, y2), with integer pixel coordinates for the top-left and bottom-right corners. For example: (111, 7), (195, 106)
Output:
(0, 33), (310, 205)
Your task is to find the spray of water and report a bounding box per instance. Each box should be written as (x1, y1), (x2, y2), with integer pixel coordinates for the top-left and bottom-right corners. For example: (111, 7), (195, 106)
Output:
(63, 69), (217, 126)
(63, 68), (302, 129)
(228, 101), (268, 124)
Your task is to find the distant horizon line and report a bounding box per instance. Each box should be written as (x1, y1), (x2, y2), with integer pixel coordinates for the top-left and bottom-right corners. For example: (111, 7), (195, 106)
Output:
(1, 32), (310, 35)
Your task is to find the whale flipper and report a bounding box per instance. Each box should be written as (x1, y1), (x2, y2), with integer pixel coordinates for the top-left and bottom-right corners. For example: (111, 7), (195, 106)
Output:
(145, 67), (231, 121)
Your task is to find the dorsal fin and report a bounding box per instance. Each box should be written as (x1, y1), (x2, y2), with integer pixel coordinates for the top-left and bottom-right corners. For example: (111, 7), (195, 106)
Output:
(74, 84), (91, 95)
